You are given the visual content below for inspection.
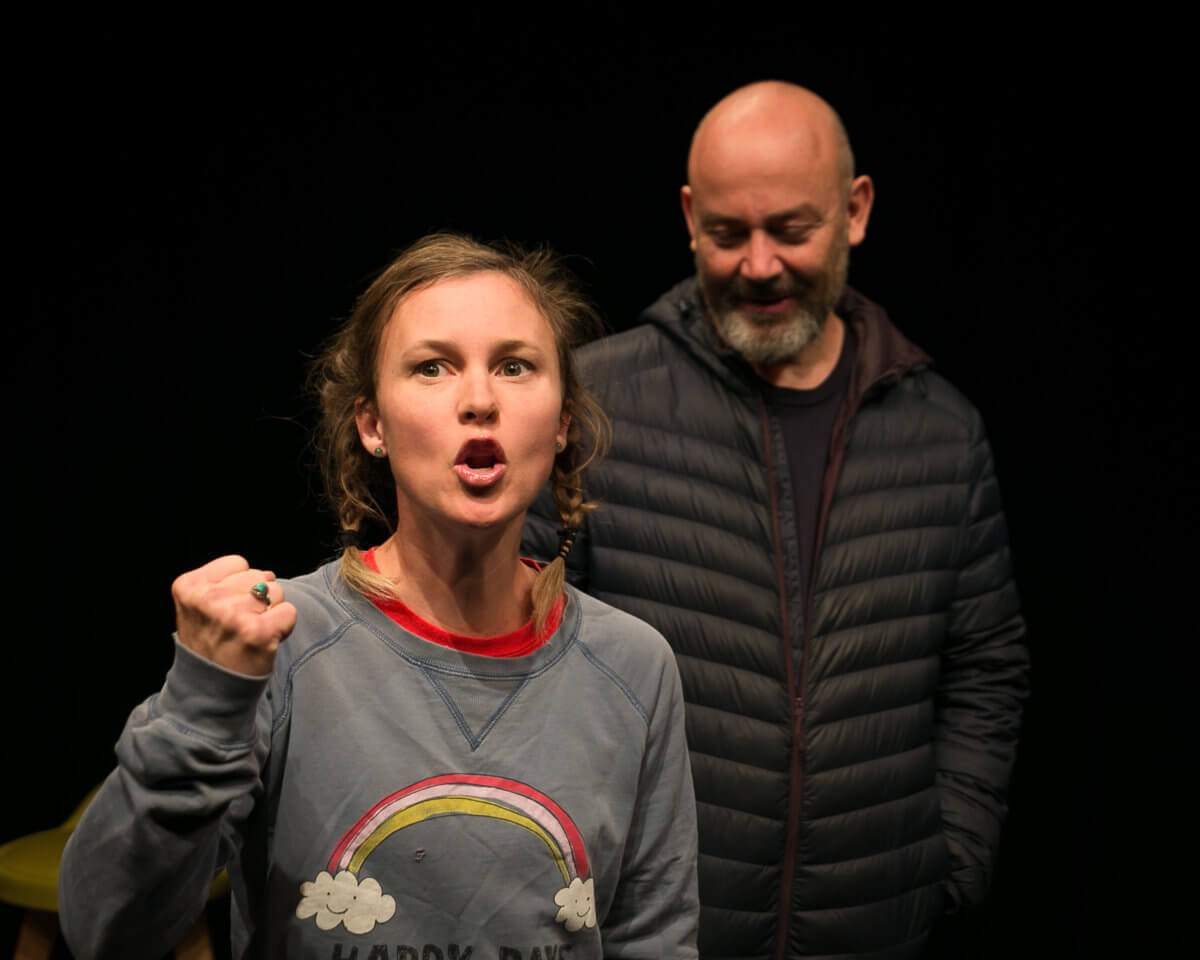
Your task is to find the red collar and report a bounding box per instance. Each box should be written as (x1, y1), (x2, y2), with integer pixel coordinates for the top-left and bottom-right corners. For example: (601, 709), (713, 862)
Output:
(362, 548), (562, 658)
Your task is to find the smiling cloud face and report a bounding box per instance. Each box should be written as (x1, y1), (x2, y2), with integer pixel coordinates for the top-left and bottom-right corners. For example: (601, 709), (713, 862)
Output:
(553, 876), (596, 932)
(296, 870), (396, 935)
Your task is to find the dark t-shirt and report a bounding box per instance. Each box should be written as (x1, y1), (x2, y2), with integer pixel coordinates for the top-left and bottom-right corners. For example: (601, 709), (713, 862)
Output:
(761, 323), (857, 621)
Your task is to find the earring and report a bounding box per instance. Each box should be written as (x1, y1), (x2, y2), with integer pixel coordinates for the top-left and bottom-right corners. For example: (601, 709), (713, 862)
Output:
(373, 447), (386, 458)
(554, 441), (564, 453)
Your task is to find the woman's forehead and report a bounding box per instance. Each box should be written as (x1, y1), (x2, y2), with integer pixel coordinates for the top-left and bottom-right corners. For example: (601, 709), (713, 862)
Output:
(392, 273), (548, 333)
(380, 272), (560, 365)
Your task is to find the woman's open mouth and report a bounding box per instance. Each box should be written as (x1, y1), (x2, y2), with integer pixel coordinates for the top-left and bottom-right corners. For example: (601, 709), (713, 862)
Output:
(454, 437), (507, 488)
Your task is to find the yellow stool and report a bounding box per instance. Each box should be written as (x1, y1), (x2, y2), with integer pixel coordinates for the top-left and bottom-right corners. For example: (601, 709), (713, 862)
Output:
(0, 785), (229, 959)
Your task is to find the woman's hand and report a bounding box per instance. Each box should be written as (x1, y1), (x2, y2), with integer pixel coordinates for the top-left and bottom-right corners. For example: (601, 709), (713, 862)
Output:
(171, 555), (298, 676)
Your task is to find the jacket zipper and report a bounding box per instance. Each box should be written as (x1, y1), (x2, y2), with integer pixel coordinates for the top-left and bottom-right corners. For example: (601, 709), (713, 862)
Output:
(760, 399), (803, 960)
(764, 367), (898, 959)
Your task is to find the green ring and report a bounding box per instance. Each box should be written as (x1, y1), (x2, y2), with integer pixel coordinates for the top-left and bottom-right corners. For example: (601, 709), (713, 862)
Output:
(250, 582), (270, 605)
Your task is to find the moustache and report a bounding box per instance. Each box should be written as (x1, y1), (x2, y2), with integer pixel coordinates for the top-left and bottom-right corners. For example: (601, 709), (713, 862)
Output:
(729, 276), (810, 301)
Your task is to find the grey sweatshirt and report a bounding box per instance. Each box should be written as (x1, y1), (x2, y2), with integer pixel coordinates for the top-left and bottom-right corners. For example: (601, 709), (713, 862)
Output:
(59, 562), (699, 959)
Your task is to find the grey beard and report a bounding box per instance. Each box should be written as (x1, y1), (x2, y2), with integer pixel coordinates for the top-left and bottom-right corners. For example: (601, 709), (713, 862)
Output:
(711, 305), (824, 367)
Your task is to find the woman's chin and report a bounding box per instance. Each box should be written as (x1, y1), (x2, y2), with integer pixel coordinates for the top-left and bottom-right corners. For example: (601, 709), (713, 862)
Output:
(451, 502), (525, 534)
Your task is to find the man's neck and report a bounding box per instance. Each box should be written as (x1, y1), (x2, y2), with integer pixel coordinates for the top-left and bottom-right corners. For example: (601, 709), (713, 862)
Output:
(753, 312), (845, 390)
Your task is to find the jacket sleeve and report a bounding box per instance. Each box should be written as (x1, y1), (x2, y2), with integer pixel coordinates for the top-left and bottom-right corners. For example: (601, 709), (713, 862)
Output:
(602, 644), (700, 959)
(936, 412), (1030, 910)
(58, 640), (271, 960)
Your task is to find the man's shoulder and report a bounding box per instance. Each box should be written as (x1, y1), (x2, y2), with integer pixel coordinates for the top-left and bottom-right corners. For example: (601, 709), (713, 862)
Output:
(578, 322), (678, 372)
(578, 277), (707, 379)
(921, 369), (985, 422)
(843, 287), (984, 434)
(862, 361), (991, 451)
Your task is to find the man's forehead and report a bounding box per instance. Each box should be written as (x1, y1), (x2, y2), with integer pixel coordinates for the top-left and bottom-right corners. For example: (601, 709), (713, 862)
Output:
(690, 139), (841, 222)
(692, 122), (839, 193)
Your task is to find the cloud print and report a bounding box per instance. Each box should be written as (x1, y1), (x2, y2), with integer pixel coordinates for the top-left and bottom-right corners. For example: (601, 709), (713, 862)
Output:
(553, 876), (596, 932)
(296, 870), (396, 934)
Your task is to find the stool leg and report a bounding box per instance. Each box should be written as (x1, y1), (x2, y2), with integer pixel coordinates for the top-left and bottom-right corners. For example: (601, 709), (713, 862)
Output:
(13, 909), (58, 960)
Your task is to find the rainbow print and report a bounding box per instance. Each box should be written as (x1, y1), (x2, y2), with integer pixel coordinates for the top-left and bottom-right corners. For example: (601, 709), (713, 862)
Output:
(297, 774), (596, 935)
(327, 774), (590, 883)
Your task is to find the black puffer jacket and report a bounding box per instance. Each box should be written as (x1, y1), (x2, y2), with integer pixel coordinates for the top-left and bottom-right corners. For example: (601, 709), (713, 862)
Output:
(525, 278), (1028, 960)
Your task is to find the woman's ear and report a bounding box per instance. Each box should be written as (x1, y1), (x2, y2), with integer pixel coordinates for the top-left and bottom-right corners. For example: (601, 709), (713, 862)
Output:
(355, 398), (386, 456)
(556, 407), (572, 451)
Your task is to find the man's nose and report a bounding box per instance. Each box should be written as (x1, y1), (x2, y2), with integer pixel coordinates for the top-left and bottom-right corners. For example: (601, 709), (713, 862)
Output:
(740, 230), (783, 281)
(458, 370), (499, 423)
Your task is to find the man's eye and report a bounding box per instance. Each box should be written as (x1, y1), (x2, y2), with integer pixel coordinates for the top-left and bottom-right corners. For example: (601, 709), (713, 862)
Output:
(776, 227), (813, 245)
(709, 230), (746, 249)
(499, 358), (532, 377)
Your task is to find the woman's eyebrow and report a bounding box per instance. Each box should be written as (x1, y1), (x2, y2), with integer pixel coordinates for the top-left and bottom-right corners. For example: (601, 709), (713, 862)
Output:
(491, 339), (545, 355)
(401, 338), (546, 356)
(404, 339), (459, 355)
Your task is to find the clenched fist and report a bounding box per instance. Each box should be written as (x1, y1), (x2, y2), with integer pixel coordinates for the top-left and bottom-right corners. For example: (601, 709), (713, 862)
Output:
(172, 555), (298, 676)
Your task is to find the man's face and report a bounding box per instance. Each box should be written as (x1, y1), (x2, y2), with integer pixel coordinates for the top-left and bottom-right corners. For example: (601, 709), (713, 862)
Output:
(692, 217), (849, 366)
(682, 122), (867, 368)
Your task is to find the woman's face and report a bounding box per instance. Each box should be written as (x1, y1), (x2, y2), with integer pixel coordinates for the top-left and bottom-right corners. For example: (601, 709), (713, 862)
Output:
(356, 271), (569, 536)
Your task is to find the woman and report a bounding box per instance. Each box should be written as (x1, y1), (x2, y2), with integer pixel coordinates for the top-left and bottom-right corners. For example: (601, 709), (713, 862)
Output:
(59, 234), (699, 959)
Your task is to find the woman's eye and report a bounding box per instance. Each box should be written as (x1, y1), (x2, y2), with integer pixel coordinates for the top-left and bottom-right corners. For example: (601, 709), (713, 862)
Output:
(415, 360), (445, 378)
(499, 359), (531, 377)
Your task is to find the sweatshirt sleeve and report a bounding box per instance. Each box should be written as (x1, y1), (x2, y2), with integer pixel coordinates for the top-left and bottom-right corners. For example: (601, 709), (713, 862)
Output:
(59, 639), (272, 960)
(602, 642), (700, 959)
(936, 413), (1030, 910)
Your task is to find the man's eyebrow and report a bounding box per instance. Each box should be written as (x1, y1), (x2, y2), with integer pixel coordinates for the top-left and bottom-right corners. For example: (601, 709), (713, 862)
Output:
(765, 205), (824, 225)
(698, 213), (746, 229)
(699, 205), (825, 228)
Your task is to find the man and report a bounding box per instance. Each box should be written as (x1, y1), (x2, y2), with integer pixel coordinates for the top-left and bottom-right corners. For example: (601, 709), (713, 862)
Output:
(525, 81), (1028, 959)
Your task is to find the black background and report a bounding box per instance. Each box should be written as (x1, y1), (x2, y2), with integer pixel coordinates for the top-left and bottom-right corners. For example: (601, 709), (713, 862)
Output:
(2, 17), (1185, 957)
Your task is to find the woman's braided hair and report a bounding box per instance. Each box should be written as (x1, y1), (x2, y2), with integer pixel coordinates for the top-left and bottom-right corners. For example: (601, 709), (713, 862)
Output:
(310, 233), (610, 631)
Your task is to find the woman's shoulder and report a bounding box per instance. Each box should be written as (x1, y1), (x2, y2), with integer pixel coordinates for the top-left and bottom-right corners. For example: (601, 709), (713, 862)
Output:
(279, 559), (339, 607)
(568, 585), (664, 636)
(273, 559), (372, 657)
(565, 586), (681, 691)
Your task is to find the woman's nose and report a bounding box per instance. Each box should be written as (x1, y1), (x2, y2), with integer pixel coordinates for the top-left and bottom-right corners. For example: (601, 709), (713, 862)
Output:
(458, 371), (499, 423)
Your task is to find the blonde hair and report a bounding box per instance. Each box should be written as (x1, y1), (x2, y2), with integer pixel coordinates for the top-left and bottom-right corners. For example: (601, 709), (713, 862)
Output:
(310, 233), (610, 631)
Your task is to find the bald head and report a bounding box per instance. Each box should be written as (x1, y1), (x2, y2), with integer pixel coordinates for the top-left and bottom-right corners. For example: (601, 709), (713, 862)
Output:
(688, 82), (855, 197)
(680, 81), (874, 382)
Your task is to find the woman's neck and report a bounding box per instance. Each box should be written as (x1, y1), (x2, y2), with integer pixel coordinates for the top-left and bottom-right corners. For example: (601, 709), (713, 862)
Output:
(372, 518), (535, 637)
